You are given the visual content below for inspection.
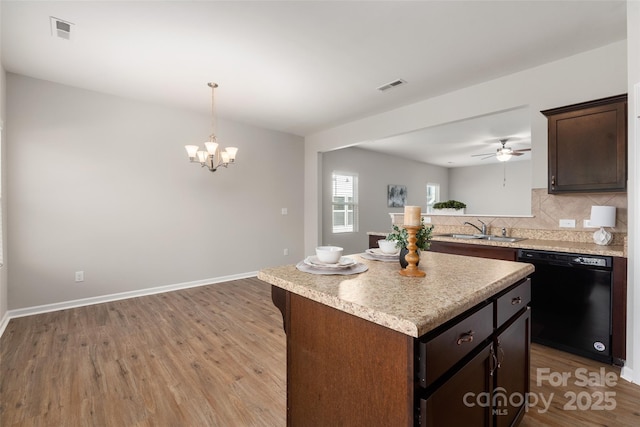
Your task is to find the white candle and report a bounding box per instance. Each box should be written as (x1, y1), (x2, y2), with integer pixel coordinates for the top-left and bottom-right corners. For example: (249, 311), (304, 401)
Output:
(404, 206), (421, 226)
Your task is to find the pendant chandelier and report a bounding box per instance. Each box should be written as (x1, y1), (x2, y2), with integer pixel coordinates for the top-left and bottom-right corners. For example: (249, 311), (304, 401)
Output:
(185, 82), (238, 172)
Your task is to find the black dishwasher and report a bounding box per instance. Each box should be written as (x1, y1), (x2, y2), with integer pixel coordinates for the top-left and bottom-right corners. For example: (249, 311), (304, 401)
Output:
(517, 249), (613, 364)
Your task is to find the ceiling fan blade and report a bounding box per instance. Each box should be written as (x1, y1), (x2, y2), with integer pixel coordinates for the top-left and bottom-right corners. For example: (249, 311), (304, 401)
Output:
(512, 152), (525, 156)
(513, 148), (531, 153)
(471, 152), (494, 157)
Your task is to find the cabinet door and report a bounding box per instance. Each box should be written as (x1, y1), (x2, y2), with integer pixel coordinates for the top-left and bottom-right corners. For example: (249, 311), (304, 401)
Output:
(494, 308), (531, 427)
(429, 241), (517, 261)
(419, 343), (494, 427)
(544, 94), (627, 193)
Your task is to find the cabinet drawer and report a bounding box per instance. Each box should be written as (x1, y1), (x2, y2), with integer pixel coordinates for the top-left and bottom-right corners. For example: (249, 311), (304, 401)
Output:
(419, 343), (493, 427)
(496, 278), (531, 328)
(418, 303), (493, 388)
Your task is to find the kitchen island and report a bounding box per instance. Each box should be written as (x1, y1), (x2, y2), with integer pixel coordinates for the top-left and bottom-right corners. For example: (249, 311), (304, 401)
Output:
(258, 251), (534, 426)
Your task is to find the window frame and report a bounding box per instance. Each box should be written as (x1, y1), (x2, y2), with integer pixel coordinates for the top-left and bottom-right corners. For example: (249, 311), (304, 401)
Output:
(426, 182), (440, 213)
(331, 172), (359, 234)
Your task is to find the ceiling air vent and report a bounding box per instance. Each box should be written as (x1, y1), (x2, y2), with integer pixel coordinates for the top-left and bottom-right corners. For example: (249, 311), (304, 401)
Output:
(377, 79), (407, 92)
(50, 17), (73, 40)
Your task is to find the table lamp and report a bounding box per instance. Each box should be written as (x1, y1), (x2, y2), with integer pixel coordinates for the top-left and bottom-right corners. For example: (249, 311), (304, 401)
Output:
(590, 206), (616, 246)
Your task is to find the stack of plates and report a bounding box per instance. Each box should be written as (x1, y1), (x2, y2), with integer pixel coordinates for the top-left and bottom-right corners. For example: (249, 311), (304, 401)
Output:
(297, 256), (368, 275)
(362, 248), (400, 262)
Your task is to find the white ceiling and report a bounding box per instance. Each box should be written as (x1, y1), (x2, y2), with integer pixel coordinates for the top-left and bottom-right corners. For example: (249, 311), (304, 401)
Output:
(357, 106), (532, 167)
(1, 0), (627, 143)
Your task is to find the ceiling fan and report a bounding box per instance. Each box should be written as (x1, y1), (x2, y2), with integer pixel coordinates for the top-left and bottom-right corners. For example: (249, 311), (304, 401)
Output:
(472, 138), (531, 162)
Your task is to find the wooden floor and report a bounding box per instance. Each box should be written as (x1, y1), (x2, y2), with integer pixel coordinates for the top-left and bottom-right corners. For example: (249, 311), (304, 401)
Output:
(0, 278), (287, 426)
(1, 277), (640, 426)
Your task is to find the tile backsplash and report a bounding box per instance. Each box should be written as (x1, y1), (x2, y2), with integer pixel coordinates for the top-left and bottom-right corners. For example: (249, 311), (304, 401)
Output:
(390, 188), (627, 245)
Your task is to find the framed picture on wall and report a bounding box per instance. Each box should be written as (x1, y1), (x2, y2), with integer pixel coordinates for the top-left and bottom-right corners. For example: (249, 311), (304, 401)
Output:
(387, 185), (407, 207)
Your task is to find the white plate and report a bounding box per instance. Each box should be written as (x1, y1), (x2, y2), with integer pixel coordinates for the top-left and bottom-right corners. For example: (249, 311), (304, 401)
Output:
(360, 252), (398, 263)
(297, 261), (368, 275)
(366, 248), (399, 257)
(304, 256), (356, 269)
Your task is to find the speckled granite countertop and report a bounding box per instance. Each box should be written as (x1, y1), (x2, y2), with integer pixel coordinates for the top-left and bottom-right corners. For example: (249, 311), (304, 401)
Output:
(368, 231), (626, 257)
(430, 235), (626, 257)
(258, 251), (534, 338)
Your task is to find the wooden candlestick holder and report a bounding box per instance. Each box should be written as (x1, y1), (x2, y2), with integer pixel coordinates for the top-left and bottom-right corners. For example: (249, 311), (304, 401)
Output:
(399, 225), (426, 277)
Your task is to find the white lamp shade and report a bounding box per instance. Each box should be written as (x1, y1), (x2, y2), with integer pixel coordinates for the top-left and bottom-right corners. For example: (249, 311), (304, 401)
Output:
(496, 151), (512, 162)
(185, 145), (199, 158)
(220, 151), (230, 164)
(590, 206), (616, 227)
(196, 151), (209, 163)
(205, 141), (219, 155)
(225, 147), (238, 161)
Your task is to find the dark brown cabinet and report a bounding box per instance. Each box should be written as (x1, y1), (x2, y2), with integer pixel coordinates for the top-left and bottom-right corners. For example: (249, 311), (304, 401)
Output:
(542, 94), (627, 193)
(494, 309), (531, 427)
(417, 279), (531, 426)
(420, 311), (531, 427)
(272, 277), (531, 426)
(420, 342), (494, 427)
(429, 240), (518, 261)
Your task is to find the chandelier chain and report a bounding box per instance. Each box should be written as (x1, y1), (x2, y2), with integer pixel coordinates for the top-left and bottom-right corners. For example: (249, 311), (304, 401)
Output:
(208, 82), (218, 141)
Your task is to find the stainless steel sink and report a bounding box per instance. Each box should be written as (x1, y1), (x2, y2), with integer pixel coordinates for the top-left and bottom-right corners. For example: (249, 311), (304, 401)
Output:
(450, 233), (484, 239)
(484, 235), (527, 243)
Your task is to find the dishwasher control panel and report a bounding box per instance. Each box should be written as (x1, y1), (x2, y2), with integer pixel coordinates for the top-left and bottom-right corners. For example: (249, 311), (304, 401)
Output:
(518, 249), (612, 269)
(573, 257), (608, 267)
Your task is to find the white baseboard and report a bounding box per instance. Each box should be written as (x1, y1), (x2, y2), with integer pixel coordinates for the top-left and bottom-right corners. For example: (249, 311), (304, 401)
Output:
(0, 310), (10, 338)
(1, 271), (258, 336)
(621, 365), (637, 384)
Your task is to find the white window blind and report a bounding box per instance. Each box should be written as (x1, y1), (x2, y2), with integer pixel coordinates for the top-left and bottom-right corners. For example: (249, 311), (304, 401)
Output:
(332, 172), (358, 233)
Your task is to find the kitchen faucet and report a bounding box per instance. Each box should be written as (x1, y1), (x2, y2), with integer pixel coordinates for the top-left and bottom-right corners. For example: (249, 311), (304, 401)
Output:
(463, 219), (487, 235)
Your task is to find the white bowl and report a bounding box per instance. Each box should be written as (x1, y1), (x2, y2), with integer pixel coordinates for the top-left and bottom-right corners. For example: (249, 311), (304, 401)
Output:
(315, 246), (344, 264)
(378, 239), (398, 254)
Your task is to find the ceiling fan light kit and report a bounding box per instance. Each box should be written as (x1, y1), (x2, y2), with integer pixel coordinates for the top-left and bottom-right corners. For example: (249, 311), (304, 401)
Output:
(471, 138), (531, 162)
(496, 146), (513, 161)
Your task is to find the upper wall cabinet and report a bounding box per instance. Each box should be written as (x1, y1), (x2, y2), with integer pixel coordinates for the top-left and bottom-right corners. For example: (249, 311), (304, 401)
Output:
(542, 94), (627, 194)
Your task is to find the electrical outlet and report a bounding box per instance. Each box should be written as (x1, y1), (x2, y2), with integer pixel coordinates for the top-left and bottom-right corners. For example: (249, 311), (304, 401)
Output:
(75, 271), (84, 282)
(281, 208), (288, 215)
(559, 219), (576, 228)
(583, 219), (597, 228)
(283, 248), (289, 256)
(423, 216), (432, 223)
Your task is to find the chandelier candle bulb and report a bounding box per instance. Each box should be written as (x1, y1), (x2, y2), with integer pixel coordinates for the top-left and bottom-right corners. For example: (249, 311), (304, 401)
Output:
(404, 206), (421, 226)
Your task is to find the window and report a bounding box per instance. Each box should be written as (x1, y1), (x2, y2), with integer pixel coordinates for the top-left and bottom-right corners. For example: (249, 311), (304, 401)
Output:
(426, 183), (440, 213)
(332, 172), (358, 233)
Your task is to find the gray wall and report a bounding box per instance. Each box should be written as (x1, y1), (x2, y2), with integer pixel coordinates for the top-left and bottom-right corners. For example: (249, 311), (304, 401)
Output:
(449, 160), (532, 215)
(6, 74), (304, 309)
(321, 146), (448, 254)
(0, 0), (7, 323)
